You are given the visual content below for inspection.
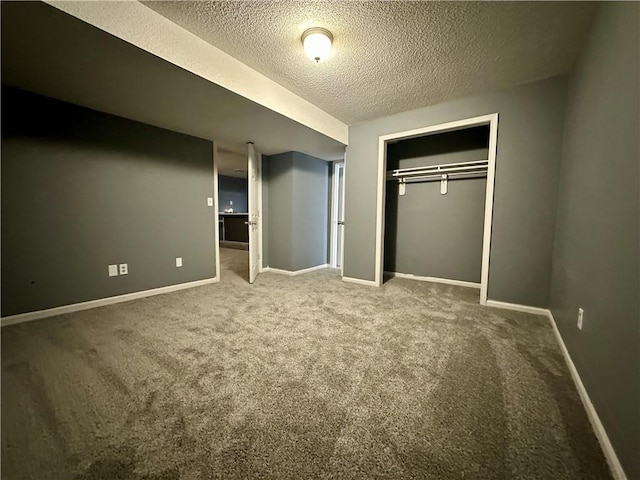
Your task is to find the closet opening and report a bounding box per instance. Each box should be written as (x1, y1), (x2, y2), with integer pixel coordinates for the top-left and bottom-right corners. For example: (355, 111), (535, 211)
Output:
(374, 114), (498, 304)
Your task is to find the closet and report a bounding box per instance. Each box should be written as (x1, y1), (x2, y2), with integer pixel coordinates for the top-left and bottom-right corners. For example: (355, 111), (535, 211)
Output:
(384, 125), (490, 285)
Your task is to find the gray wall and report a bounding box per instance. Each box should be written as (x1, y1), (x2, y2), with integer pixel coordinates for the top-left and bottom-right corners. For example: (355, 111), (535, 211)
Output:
(264, 153), (295, 270)
(344, 76), (567, 306)
(218, 175), (247, 213)
(264, 152), (329, 272)
(292, 153), (329, 271)
(385, 127), (488, 282)
(548, 3), (639, 478)
(1, 86), (216, 317)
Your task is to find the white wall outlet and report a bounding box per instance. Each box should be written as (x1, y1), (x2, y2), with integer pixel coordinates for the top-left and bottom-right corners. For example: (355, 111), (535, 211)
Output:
(176, 257), (183, 267)
(108, 264), (119, 277)
(119, 263), (128, 275)
(577, 307), (584, 330)
(207, 197), (213, 207)
(229, 200), (233, 205)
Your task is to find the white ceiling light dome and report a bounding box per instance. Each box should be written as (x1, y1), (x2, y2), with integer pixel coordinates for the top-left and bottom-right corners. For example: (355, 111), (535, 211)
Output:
(301, 27), (333, 63)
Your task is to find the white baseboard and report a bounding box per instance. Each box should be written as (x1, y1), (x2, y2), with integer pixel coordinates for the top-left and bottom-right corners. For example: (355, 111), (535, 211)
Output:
(483, 301), (626, 478)
(341, 276), (378, 287)
(546, 311), (627, 480)
(485, 299), (548, 316)
(1, 277), (219, 327)
(261, 264), (328, 277)
(385, 271), (480, 289)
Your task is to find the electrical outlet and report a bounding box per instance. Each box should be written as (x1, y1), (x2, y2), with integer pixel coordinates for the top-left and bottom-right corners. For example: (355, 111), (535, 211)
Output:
(119, 263), (128, 275)
(207, 197), (213, 207)
(176, 257), (183, 267)
(577, 308), (584, 330)
(108, 264), (118, 277)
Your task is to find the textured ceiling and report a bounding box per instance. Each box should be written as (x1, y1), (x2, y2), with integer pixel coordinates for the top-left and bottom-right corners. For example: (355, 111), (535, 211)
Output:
(143, 1), (597, 125)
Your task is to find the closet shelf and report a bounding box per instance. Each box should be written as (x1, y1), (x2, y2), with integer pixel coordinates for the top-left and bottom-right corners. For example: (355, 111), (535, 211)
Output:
(386, 159), (489, 195)
(387, 159), (488, 181)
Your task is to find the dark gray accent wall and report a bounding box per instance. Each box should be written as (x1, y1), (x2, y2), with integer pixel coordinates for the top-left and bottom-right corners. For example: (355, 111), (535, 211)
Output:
(344, 76), (567, 306)
(291, 153), (329, 271)
(1, 86), (216, 317)
(385, 127), (488, 282)
(549, 3), (639, 478)
(264, 152), (329, 272)
(264, 153), (295, 271)
(261, 158), (270, 268)
(218, 175), (247, 213)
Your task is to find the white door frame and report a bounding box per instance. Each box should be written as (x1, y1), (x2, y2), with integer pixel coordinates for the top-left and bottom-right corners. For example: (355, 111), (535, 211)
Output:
(374, 113), (499, 304)
(257, 152), (263, 272)
(247, 142), (261, 284)
(340, 148), (347, 276)
(213, 144), (221, 281)
(214, 143), (263, 283)
(330, 161), (345, 269)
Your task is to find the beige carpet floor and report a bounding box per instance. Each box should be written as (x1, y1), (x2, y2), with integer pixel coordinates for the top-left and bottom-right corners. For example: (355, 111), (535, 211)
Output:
(1, 248), (610, 479)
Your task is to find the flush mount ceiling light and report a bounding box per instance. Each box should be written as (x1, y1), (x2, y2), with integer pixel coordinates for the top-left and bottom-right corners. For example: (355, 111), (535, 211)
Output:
(301, 27), (333, 63)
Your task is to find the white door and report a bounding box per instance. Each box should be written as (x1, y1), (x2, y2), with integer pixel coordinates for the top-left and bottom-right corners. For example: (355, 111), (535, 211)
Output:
(247, 142), (261, 284)
(331, 162), (346, 269)
(336, 162), (345, 269)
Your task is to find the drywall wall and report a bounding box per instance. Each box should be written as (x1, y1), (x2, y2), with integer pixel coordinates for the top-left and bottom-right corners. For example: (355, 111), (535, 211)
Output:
(344, 76), (567, 306)
(1, 86), (216, 317)
(385, 127), (488, 282)
(264, 153), (295, 271)
(291, 153), (329, 271)
(264, 152), (329, 272)
(548, 3), (639, 478)
(218, 175), (248, 213)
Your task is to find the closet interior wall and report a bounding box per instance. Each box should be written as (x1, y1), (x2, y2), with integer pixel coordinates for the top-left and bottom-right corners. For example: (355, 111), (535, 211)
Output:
(384, 126), (489, 283)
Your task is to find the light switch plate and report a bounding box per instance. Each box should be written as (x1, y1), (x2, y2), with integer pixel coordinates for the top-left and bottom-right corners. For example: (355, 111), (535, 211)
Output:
(176, 257), (183, 267)
(207, 197), (213, 207)
(119, 263), (128, 275)
(577, 308), (584, 330)
(108, 264), (119, 277)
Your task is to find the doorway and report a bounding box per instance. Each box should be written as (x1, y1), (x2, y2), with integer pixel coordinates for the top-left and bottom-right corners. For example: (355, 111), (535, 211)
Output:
(330, 161), (345, 271)
(214, 144), (262, 284)
(374, 114), (499, 304)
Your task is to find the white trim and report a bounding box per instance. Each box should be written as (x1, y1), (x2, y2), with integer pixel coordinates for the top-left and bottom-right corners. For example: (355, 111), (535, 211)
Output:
(374, 114), (499, 305)
(482, 301), (627, 479)
(374, 134), (387, 286)
(485, 300), (548, 316)
(385, 271), (480, 289)
(1, 278), (219, 327)
(257, 152), (264, 273)
(330, 162), (338, 267)
(247, 143), (260, 284)
(330, 161), (345, 269)
(547, 311), (628, 480)
(340, 149), (347, 276)
(262, 264), (329, 277)
(340, 153), (346, 275)
(480, 114), (499, 304)
(341, 276), (378, 287)
(213, 144), (221, 282)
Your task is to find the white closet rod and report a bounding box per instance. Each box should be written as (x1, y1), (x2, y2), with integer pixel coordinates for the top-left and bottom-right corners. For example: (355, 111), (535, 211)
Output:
(392, 159), (488, 173)
(388, 159), (488, 180)
(401, 171), (487, 183)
